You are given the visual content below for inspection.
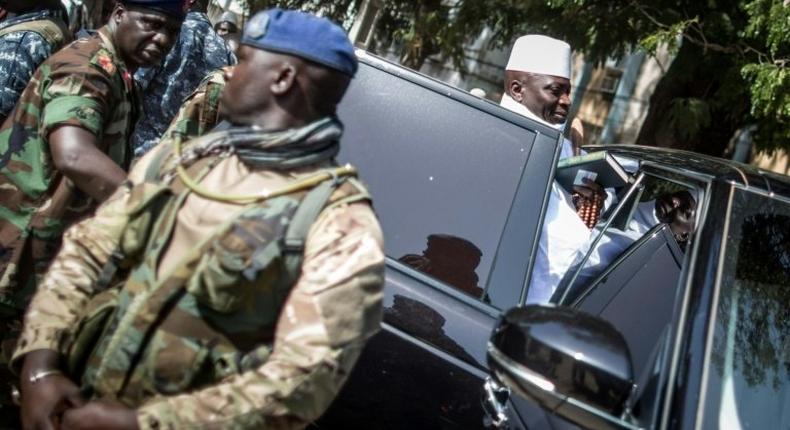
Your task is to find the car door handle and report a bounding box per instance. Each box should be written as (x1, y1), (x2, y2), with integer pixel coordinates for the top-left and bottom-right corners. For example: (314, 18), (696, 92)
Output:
(482, 376), (510, 429)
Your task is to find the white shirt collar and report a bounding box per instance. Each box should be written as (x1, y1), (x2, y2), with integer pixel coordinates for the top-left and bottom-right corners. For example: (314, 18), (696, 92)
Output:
(499, 94), (566, 132)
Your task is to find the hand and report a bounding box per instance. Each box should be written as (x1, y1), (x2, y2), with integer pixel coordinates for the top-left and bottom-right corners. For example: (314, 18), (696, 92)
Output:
(572, 178), (605, 229)
(572, 178), (605, 202)
(20, 350), (84, 430)
(61, 400), (139, 430)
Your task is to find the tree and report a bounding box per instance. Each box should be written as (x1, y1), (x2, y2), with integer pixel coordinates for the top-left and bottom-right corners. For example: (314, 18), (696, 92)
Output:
(453, 0), (790, 156)
(246, 1), (789, 156)
(246, 0), (497, 71)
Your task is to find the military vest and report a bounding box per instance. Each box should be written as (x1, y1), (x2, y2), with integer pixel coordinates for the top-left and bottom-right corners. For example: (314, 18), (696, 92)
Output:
(0, 16), (71, 47)
(63, 150), (371, 405)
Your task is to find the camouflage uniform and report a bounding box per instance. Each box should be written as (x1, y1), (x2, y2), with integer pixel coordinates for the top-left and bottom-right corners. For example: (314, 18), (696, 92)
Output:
(135, 66), (229, 165)
(0, 8), (71, 118)
(131, 11), (236, 158)
(0, 27), (137, 347)
(13, 127), (385, 429)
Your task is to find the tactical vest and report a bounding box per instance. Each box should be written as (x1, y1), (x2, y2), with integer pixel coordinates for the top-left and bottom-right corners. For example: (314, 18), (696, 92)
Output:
(0, 16), (71, 48)
(63, 150), (371, 406)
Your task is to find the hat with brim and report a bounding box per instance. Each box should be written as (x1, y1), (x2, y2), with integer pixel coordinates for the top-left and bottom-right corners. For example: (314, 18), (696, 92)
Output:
(121, 0), (189, 20)
(242, 8), (357, 77)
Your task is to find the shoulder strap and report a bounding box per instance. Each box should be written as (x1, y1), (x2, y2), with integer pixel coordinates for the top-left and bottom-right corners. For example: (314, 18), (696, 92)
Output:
(143, 144), (174, 182)
(0, 17), (70, 47)
(280, 175), (347, 286)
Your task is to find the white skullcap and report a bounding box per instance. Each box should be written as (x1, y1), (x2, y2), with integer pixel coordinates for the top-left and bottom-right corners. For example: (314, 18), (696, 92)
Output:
(505, 34), (571, 79)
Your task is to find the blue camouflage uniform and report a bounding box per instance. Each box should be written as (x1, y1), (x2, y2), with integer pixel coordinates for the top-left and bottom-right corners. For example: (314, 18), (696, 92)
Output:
(131, 11), (236, 157)
(0, 8), (68, 118)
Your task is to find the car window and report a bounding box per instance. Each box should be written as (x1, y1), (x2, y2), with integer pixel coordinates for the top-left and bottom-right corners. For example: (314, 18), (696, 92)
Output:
(702, 191), (790, 429)
(555, 174), (697, 303)
(338, 63), (535, 304)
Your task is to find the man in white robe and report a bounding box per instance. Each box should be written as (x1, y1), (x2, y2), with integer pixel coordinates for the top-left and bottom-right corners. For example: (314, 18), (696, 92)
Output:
(498, 35), (600, 304)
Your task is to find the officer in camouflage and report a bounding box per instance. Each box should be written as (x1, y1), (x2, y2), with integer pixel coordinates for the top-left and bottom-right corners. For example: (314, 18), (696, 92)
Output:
(0, 0), (185, 386)
(0, 0), (71, 124)
(14, 8), (385, 430)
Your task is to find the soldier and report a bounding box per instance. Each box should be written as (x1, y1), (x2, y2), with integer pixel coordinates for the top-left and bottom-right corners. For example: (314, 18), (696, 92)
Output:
(131, 0), (236, 158)
(158, 65), (230, 147)
(14, 8), (385, 430)
(130, 65), (228, 173)
(0, 0), (185, 386)
(0, 0), (71, 124)
(214, 10), (239, 37)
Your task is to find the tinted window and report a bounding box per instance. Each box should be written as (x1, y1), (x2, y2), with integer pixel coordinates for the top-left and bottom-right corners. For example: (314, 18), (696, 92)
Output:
(338, 63), (534, 302)
(702, 191), (790, 429)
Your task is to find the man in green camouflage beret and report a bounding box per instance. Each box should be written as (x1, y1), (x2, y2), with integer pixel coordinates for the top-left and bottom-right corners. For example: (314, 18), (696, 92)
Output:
(13, 8), (384, 430)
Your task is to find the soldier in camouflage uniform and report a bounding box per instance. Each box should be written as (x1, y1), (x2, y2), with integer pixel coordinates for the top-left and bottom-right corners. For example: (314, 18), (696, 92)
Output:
(0, 0), (71, 124)
(131, 0), (236, 158)
(14, 9), (385, 430)
(135, 65), (230, 165)
(0, 1), (186, 414)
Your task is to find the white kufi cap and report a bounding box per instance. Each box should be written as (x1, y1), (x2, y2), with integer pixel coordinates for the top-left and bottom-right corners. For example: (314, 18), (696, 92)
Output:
(505, 34), (571, 79)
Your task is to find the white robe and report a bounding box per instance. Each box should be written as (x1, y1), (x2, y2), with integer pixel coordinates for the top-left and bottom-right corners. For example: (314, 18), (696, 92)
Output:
(499, 95), (591, 304)
(562, 201), (660, 290)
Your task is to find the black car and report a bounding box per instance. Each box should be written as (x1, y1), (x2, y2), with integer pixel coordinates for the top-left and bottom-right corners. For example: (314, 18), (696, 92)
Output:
(315, 52), (790, 430)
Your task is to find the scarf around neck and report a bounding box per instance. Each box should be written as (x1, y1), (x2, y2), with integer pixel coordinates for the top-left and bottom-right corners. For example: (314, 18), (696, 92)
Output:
(181, 116), (343, 169)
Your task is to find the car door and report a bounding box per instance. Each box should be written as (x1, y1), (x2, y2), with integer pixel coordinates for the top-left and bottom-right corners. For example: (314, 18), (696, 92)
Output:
(508, 164), (711, 429)
(316, 54), (563, 429)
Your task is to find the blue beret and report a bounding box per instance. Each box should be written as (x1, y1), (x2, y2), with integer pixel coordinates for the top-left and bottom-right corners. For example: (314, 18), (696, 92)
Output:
(122, 0), (189, 19)
(242, 9), (358, 77)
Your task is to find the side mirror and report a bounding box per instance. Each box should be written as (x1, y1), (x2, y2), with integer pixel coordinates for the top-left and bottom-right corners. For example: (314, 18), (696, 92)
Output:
(487, 305), (637, 430)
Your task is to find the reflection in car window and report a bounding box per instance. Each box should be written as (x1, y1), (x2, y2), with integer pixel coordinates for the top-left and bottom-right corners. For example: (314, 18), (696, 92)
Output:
(337, 65), (534, 305)
(703, 192), (790, 429)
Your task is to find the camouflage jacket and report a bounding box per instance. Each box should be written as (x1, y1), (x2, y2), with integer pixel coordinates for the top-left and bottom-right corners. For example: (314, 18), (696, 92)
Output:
(131, 12), (236, 158)
(133, 66), (229, 165)
(0, 8), (70, 118)
(0, 26), (137, 315)
(13, 134), (386, 430)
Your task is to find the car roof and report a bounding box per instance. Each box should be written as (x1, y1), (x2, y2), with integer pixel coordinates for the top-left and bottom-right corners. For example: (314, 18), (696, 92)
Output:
(584, 145), (790, 198)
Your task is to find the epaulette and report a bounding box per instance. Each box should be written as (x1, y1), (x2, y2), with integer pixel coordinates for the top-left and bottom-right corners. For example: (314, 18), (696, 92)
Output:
(200, 67), (230, 87)
(89, 47), (117, 76)
(326, 175), (371, 210)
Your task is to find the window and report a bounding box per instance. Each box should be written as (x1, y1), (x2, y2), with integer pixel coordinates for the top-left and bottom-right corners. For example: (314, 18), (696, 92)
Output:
(555, 174), (697, 305)
(599, 68), (622, 94)
(702, 191), (790, 429)
(338, 63), (534, 304)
